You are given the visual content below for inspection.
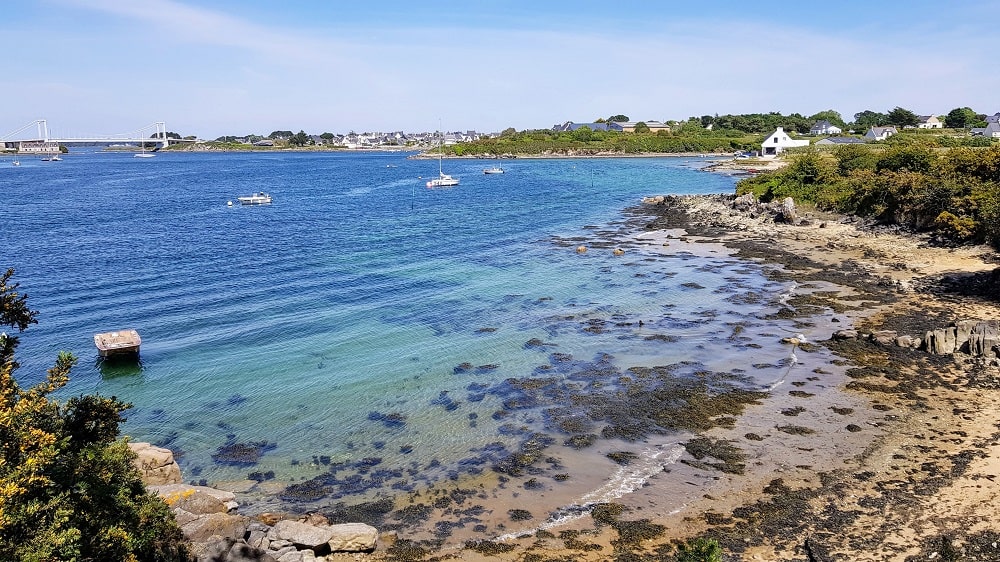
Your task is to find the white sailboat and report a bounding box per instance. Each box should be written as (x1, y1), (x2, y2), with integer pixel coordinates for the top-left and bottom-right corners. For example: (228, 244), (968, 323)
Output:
(425, 132), (459, 188)
(134, 138), (155, 158)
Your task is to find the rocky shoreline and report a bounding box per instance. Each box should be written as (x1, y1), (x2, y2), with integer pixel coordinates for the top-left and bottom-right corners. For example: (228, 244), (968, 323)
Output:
(620, 194), (1000, 561)
(137, 193), (1000, 561)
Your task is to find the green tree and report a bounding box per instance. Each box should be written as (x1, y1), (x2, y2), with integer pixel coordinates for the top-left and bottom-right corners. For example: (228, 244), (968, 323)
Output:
(633, 122), (650, 133)
(289, 130), (311, 146)
(0, 269), (189, 561)
(886, 106), (919, 127)
(853, 110), (888, 128)
(320, 132), (334, 140)
(607, 114), (630, 123)
(944, 107), (984, 129)
(268, 130), (293, 139)
(808, 109), (847, 129)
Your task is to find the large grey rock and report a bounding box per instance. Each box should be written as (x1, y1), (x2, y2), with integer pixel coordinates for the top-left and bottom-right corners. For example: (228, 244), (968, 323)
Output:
(870, 330), (897, 346)
(955, 320), (979, 352)
(151, 484), (237, 514)
(926, 327), (957, 354)
(327, 523), (378, 553)
(833, 329), (859, 340)
(181, 512), (250, 543)
(128, 442), (182, 485)
(269, 520), (335, 550)
(192, 536), (234, 562)
(776, 197), (797, 223)
(969, 321), (1000, 356)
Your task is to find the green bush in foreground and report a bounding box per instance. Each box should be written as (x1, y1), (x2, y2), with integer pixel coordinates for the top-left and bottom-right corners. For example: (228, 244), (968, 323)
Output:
(0, 268), (189, 561)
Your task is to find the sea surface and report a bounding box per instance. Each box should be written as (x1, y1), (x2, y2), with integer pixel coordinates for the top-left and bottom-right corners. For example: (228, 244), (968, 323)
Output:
(3, 149), (832, 537)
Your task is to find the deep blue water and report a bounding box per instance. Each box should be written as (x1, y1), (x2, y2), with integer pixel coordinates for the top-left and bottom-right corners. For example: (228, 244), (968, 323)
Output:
(3, 149), (802, 516)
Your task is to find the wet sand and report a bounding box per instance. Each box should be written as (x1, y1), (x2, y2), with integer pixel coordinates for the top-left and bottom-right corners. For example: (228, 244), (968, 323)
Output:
(325, 194), (1000, 561)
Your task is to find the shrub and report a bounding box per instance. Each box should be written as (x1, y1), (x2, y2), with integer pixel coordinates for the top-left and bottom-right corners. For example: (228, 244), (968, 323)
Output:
(933, 211), (977, 241)
(675, 537), (723, 562)
(0, 268), (190, 561)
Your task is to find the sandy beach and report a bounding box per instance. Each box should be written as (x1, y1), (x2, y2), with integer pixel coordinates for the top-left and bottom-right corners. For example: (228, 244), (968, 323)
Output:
(332, 194), (1000, 561)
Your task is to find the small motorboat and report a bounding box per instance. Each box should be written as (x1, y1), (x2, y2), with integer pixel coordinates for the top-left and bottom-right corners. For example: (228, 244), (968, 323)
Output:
(237, 192), (272, 205)
(483, 166), (504, 174)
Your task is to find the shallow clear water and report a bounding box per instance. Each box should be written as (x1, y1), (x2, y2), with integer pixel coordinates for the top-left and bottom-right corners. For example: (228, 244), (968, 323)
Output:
(3, 150), (813, 520)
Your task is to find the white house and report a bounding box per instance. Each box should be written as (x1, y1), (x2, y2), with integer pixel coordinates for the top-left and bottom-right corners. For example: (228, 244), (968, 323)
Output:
(809, 120), (842, 135)
(916, 115), (942, 129)
(760, 127), (809, 156)
(864, 126), (898, 141)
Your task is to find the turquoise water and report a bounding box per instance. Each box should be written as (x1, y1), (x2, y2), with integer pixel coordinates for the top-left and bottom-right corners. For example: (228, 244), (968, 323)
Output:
(4, 150), (803, 516)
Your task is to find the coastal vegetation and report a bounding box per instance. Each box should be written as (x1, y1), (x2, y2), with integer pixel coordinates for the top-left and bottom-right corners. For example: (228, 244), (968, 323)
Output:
(0, 269), (189, 561)
(735, 143), (1000, 248)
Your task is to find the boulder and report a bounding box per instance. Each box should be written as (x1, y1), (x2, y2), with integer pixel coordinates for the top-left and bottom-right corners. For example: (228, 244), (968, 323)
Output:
(269, 520), (336, 551)
(870, 330), (897, 346)
(833, 329), (859, 340)
(151, 484), (237, 515)
(968, 321), (1000, 356)
(925, 327), (957, 354)
(327, 523), (378, 553)
(732, 193), (756, 212)
(955, 320), (980, 353)
(181, 512), (250, 543)
(128, 442), (182, 485)
(277, 550), (316, 562)
(776, 197), (797, 223)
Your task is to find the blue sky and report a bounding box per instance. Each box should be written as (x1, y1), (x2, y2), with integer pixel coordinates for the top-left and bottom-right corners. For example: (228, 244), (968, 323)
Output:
(2, 0), (998, 139)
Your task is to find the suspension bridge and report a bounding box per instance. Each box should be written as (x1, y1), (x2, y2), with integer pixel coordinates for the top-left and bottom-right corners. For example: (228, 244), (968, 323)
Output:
(2, 120), (191, 153)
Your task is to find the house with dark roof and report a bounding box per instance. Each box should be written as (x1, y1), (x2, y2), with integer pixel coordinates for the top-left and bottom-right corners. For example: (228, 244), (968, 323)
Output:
(809, 120), (842, 135)
(815, 136), (865, 146)
(553, 122), (609, 132)
(971, 122), (1000, 138)
(864, 126), (898, 141)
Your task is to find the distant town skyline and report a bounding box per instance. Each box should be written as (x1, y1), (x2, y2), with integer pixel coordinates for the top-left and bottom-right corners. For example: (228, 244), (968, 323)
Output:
(3, 0), (999, 141)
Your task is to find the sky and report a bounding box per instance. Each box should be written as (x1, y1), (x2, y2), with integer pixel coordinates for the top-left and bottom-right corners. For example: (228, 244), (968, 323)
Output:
(2, 0), (999, 140)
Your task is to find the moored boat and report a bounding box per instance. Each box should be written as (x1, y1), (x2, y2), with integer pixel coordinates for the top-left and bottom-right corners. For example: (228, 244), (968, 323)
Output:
(94, 329), (142, 358)
(483, 165), (504, 174)
(426, 128), (459, 188)
(237, 192), (272, 205)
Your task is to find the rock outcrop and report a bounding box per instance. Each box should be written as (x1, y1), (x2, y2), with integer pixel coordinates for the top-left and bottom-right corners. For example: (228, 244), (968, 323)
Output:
(132, 445), (382, 561)
(835, 319), (1000, 364)
(129, 442), (182, 485)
